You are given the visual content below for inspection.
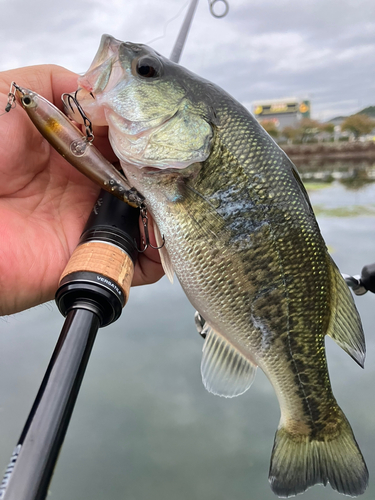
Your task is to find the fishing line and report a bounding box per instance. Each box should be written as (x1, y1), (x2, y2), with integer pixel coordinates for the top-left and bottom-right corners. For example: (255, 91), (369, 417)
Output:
(146, 0), (229, 46)
(146, 0), (191, 45)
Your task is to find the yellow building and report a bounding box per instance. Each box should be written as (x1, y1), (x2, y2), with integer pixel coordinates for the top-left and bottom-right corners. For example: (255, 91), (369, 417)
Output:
(252, 98), (311, 129)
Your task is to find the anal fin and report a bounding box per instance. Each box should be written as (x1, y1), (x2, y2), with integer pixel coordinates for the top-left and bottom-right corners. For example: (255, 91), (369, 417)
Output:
(201, 327), (257, 398)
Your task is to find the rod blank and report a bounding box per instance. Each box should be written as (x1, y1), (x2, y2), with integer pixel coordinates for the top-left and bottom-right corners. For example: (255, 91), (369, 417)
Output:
(1, 309), (100, 500)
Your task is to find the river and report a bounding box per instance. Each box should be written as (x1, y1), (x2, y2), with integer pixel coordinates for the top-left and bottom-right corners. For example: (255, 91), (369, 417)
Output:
(0, 162), (374, 500)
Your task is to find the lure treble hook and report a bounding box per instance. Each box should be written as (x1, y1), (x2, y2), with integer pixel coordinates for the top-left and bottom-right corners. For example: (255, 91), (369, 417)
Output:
(62, 89), (94, 143)
(61, 89), (97, 156)
(136, 205), (165, 253)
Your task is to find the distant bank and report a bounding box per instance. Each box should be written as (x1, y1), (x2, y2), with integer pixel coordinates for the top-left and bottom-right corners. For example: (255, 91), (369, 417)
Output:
(282, 141), (375, 168)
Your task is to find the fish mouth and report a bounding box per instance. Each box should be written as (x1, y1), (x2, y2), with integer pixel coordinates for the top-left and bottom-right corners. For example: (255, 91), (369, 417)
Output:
(78, 34), (123, 94)
(62, 88), (100, 125)
(63, 35), (199, 171)
(62, 35), (127, 125)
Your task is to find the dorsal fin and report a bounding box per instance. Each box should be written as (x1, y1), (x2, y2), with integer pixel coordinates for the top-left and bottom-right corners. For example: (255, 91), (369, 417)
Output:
(201, 327), (257, 398)
(326, 257), (366, 367)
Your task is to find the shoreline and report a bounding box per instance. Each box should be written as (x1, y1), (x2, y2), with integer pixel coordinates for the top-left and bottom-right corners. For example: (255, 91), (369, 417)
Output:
(281, 141), (375, 165)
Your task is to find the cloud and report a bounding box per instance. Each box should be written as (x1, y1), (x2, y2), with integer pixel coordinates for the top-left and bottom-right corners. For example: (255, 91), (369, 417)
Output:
(0, 0), (373, 119)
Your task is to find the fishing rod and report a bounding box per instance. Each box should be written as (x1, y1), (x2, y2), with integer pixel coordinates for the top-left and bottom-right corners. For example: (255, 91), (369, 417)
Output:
(343, 263), (375, 296)
(170, 0), (229, 63)
(170, 0), (199, 62)
(0, 1), (229, 499)
(0, 82), (144, 500)
(0, 190), (140, 500)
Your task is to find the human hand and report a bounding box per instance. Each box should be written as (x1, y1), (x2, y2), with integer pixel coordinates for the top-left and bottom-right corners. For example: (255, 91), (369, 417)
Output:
(0, 65), (164, 316)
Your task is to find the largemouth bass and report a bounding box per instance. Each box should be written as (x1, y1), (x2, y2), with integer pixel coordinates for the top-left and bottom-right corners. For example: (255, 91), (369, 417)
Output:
(69, 35), (368, 497)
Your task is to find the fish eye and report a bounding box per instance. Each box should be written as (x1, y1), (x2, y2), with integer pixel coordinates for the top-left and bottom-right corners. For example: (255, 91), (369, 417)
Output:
(136, 57), (162, 78)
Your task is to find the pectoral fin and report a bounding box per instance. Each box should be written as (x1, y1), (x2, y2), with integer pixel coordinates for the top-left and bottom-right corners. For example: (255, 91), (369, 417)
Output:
(201, 327), (257, 398)
(153, 221), (174, 283)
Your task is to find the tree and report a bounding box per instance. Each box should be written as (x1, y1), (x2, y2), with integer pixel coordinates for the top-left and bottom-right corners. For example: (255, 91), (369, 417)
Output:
(341, 114), (375, 139)
(297, 118), (321, 142)
(358, 106), (375, 119)
(260, 120), (279, 138)
(319, 122), (335, 134)
(282, 126), (298, 143)
(319, 122), (335, 142)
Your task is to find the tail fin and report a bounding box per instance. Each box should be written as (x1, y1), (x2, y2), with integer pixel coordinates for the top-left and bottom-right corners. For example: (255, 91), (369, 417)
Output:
(269, 415), (368, 497)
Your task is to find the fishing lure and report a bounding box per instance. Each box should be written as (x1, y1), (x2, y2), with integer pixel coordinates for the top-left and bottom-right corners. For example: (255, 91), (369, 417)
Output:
(11, 82), (144, 208)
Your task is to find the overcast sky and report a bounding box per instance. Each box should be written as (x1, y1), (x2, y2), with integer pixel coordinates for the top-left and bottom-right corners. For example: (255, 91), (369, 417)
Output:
(0, 0), (374, 120)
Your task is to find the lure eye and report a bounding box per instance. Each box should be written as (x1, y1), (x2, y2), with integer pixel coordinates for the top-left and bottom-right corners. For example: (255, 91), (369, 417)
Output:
(21, 95), (36, 108)
(136, 57), (162, 78)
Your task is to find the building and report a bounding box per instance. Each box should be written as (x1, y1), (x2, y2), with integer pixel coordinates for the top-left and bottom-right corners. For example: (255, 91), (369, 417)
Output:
(252, 97), (311, 130)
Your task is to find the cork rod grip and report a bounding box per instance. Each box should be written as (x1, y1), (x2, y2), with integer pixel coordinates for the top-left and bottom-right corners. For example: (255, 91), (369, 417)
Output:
(59, 241), (134, 305)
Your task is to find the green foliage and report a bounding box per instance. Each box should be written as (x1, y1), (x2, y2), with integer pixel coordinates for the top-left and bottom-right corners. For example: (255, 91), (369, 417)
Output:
(358, 106), (375, 118)
(341, 114), (375, 139)
(260, 120), (279, 138)
(298, 118), (321, 142)
(282, 126), (298, 142)
(282, 119), (321, 143)
(319, 122), (335, 134)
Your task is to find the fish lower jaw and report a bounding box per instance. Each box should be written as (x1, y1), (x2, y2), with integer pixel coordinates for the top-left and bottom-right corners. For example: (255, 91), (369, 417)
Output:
(118, 160), (158, 194)
(117, 153), (192, 173)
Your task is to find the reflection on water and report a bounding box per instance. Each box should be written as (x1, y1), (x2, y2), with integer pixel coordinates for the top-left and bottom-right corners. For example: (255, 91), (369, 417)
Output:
(0, 161), (375, 500)
(305, 182), (375, 217)
(304, 161), (375, 217)
(298, 159), (375, 187)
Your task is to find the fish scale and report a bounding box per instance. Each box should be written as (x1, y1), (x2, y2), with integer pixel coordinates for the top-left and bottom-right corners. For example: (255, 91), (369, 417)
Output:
(70, 34), (368, 497)
(143, 109), (341, 433)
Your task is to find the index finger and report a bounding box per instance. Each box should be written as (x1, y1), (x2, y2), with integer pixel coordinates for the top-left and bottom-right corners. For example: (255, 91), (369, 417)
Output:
(0, 64), (78, 109)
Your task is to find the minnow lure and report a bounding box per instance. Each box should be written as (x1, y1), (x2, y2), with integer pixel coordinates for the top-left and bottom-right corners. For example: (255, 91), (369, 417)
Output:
(12, 83), (144, 208)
